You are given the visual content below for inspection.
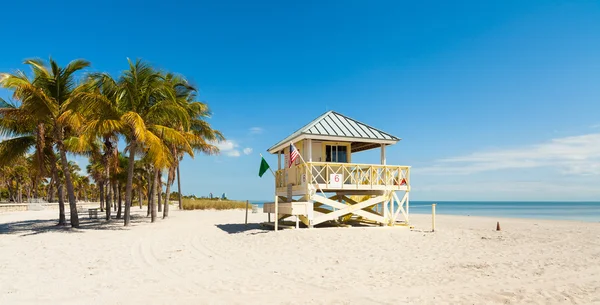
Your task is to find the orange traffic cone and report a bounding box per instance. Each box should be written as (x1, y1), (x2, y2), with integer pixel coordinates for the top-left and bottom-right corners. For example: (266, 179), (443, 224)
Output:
(496, 221), (501, 231)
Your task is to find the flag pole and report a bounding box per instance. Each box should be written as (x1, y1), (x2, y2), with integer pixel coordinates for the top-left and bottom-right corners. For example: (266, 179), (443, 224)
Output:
(259, 153), (276, 177)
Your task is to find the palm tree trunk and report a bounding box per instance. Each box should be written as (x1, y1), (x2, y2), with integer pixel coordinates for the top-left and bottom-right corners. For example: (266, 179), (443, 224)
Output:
(124, 143), (135, 226)
(56, 128), (79, 228)
(147, 170), (153, 217)
(105, 180), (112, 221)
(116, 183), (122, 219)
(16, 182), (21, 203)
(177, 164), (183, 210)
(99, 183), (104, 212)
(57, 183), (66, 224)
(56, 183), (66, 225)
(163, 166), (175, 218)
(102, 137), (112, 220)
(138, 187), (143, 209)
(157, 172), (162, 213)
(112, 182), (117, 212)
(47, 176), (54, 202)
(151, 169), (159, 222)
(50, 155), (66, 226)
(33, 122), (44, 201)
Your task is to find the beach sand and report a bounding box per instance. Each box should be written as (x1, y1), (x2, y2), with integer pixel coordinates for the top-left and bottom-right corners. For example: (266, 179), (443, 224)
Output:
(1, 207), (599, 305)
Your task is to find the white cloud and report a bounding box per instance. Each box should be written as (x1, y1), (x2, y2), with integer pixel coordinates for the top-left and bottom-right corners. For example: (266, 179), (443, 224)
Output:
(249, 127), (263, 135)
(227, 150), (241, 157)
(213, 140), (255, 158)
(419, 133), (600, 176)
(215, 140), (237, 151)
(215, 140), (242, 157)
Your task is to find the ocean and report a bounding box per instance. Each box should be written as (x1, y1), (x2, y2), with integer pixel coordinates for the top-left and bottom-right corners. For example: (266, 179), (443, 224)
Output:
(247, 200), (600, 222)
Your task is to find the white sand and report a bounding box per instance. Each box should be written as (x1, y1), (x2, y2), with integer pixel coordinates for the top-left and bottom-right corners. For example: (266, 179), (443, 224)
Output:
(1, 207), (599, 305)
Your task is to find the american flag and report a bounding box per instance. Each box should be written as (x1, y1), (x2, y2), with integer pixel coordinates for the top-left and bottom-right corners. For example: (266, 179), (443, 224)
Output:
(289, 142), (299, 167)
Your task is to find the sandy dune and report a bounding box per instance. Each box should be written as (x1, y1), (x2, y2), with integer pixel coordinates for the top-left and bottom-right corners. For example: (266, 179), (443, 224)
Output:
(1, 207), (599, 305)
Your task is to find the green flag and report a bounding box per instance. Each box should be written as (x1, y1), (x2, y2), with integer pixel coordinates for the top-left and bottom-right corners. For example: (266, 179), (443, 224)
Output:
(258, 157), (271, 177)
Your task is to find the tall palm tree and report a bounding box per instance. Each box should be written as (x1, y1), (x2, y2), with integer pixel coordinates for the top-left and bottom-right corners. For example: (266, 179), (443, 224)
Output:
(160, 73), (223, 217)
(113, 152), (128, 219)
(120, 60), (194, 223)
(71, 72), (122, 221)
(86, 156), (105, 211)
(1, 58), (90, 227)
(75, 59), (191, 225)
(132, 159), (149, 209)
(1, 74), (68, 224)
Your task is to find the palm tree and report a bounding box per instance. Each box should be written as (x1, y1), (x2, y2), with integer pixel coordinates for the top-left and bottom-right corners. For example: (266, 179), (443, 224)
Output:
(1, 84), (65, 224)
(71, 71), (123, 221)
(160, 73), (223, 217)
(113, 152), (128, 219)
(86, 158), (105, 211)
(133, 159), (149, 209)
(0, 155), (32, 202)
(74, 59), (191, 225)
(116, 59), (193, 224)
(1, 58), (90, 227)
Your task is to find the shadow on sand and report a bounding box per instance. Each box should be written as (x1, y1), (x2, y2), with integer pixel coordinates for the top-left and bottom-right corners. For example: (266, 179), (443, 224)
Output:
(0, 214), (149, 236)
(215, 223), (267, 234)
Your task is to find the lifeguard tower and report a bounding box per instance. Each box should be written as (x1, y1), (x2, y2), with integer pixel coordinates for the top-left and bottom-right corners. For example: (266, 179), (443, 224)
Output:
(263, 111), (410, 228)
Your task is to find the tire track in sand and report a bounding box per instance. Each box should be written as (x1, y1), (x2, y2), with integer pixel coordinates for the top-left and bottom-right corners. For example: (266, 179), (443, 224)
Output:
(187, 233), (384, 305)
(130, 234), (216, 297)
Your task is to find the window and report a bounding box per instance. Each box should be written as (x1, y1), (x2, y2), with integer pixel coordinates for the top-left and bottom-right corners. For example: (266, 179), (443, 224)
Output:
(325, 145), (348, 163)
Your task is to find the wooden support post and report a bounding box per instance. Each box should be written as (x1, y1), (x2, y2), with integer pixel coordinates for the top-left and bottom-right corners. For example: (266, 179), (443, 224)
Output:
(245, 200), (249, 226)
(268, 213), (271, 222)
(278, 151), (281, 170)
(406, 192), (410, 221)
(382, 199), (389, 224)
(274, 195), (279, 232)
(308, 139), (312, 162)
(432, 203), (436, 232)
(390, 193), (395, 224)
(381, 144), (386, 165)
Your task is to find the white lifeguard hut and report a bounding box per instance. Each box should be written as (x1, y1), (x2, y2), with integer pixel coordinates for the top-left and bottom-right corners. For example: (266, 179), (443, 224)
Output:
(263, 111), (411, 229)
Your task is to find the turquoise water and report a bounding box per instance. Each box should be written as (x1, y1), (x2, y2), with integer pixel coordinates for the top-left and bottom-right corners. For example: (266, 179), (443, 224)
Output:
(248, 200), (600, 222)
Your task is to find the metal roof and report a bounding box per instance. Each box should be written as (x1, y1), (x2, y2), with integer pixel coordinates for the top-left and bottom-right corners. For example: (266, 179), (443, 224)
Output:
(267, 111), (400, 153)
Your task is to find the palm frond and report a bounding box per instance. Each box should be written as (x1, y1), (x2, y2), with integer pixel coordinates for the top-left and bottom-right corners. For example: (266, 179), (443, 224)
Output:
(0, 136), (36, 166)
(64, 59), (91, 77)
(121, 111), (147, 142)
(143, 130), (172, 168)
(23, 58), (51, 79)
(150, 124), (193, 157)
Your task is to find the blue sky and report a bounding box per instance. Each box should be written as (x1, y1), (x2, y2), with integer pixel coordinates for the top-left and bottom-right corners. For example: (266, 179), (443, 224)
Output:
(1, 1), (599, 201)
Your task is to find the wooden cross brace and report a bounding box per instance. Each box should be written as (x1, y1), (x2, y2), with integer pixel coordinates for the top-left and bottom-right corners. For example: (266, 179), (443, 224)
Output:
(311, 194), (390, 225)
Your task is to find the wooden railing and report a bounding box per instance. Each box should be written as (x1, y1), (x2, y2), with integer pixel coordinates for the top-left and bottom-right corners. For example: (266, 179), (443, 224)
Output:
(275, 162), (410, 190)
